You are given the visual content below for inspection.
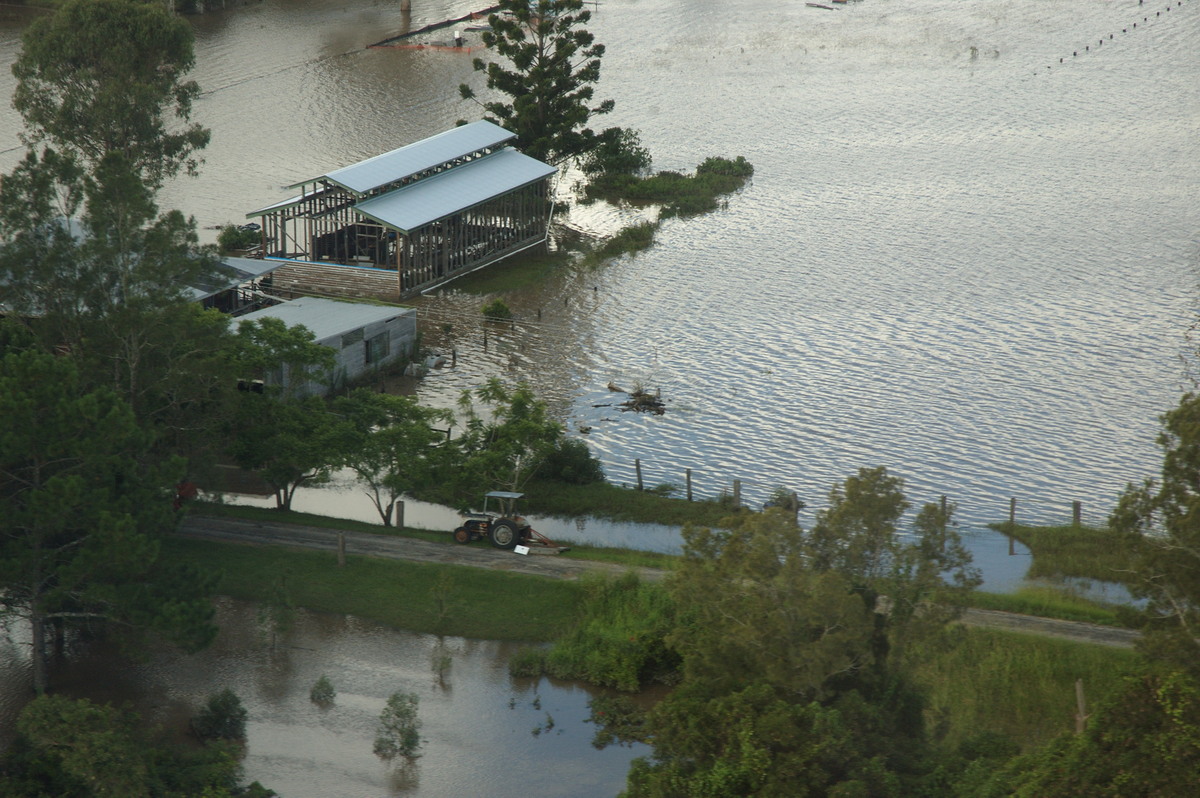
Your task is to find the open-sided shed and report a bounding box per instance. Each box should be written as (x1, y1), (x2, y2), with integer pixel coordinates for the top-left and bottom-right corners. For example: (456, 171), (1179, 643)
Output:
(247, 121), (556, 297)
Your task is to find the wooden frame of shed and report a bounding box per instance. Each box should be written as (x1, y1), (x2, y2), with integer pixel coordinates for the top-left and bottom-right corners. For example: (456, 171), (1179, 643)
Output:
(246, 122), (557, 297)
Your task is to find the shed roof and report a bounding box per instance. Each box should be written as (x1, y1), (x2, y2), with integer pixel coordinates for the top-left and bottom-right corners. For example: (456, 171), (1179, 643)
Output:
(354, 148), (556, 234)
(185, 257), (285, 302)
(235, 297), (411, 343)
(294, 120), (516, 195)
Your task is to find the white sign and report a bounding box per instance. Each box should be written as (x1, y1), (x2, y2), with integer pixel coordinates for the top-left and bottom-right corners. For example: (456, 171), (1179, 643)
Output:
(514, 545), (530, 556)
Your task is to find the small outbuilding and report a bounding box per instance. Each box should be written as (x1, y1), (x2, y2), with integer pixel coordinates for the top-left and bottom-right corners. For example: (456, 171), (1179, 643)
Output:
(235, 297), (417, 396)
(246, 121), (557, 299)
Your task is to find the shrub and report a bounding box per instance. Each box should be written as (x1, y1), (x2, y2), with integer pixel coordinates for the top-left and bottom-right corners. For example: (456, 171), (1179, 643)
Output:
(481, 298), (513, 320)
(539, 438), (605, 485)
(217, 223), (259, 253)
(580, 127), (652, 176)
(191, 689), (247, 741)
(310, 675), (336, 705)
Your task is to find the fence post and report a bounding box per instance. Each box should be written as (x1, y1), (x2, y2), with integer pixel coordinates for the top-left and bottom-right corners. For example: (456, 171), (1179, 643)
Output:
(396, 500), (405, 531)
(635, 459), (644, 491)
(1008, 497), (1017, 555)
(685, 468), (693, 502)
(337, 532), (346, 568)
(1075, 679), (1089, 734)
(1072, 501), (1082, 526)
(733, 479), (741, 508)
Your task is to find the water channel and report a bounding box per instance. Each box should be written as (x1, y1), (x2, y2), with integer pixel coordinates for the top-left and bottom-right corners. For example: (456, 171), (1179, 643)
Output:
(0, 0), (1197, 793)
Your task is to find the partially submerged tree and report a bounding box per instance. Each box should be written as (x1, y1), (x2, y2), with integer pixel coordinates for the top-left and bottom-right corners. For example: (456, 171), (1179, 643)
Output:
(460, 0), (614, 163)
(12, 0), (210, 189)
(373, 691), (422, 760)
(0, 340), (217, 694)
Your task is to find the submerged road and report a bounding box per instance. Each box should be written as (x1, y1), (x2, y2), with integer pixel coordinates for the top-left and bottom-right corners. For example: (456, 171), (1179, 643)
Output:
(176, 515), (1141, 649)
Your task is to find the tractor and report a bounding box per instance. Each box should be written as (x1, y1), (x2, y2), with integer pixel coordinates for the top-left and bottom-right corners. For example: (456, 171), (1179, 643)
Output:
(452, 491), (569, 553)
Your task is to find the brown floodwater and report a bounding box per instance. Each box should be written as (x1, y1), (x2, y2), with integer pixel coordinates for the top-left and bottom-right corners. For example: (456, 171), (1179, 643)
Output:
(2, 599), (650, 797)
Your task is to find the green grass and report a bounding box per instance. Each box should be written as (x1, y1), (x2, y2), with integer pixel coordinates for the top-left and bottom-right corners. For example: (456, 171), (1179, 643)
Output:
(518, 477), (745, 528)
(909, 626), (1141, 752)
(968, 587), (1128, 627)
(164, 536), (583, 642)
(994, 523), (1145, 585)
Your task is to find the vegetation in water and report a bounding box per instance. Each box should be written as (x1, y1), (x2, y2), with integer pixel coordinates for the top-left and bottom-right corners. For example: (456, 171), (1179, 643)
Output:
(190, 688), (249, 742)
(373, 692), (422, 760)
(480, 297), (514, 320)
(310, 675), (337, 706)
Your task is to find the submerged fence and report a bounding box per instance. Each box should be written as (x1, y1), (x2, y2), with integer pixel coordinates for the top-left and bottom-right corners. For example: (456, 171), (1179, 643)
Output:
(611, 457), (1114, 530)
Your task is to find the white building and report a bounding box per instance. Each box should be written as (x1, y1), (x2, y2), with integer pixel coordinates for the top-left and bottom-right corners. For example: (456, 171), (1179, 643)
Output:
(235, 297), (416, 396)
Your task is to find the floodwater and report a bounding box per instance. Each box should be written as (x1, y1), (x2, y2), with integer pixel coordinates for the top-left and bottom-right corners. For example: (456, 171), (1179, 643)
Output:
(1, 0), (1196, 534)
(0, 0), (1196, 792)
(1, 598), (648, 797)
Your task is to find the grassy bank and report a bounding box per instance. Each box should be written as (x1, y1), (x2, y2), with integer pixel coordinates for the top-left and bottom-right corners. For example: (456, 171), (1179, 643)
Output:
(165, 536), (585, 642)
(909, 626), (1140, 752)
(969, 586), (1126, 627)
(516, 477), (742, 528)
(994, 523), (1144, 586)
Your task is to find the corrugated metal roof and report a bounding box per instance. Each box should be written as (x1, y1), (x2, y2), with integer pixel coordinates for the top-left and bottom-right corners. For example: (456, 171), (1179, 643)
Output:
(354, 148), (556, 233)
(185, 257), (285, 302)
(294, 121), (517, 195)
(235, 297), (411, 342)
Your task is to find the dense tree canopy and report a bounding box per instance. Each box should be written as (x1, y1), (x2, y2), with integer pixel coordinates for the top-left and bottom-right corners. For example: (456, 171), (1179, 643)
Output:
(460, 0), (614, 163)
(0, 337), (216, 694)
(12, 0), (210, 189)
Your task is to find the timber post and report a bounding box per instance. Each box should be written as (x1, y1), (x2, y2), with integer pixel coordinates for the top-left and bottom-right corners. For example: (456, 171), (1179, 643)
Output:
(635, 459), (644, 491)
(685, 468), (693, 501)
(397, 500), (405, 531)
(1072, 501), (1082, 526)
(337, 532), (346, 567)
(733, 479), (741, 508)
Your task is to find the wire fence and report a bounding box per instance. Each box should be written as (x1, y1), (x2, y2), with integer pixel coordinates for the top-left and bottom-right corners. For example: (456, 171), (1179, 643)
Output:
(603, 456), (1115, 531)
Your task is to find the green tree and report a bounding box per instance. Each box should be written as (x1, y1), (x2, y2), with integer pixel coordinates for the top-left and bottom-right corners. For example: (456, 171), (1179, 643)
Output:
(616, 470), (979, 795)
(450, 378), (568, 500)
(0, 695), (274, 798)
(460, 0), (614, 163)
(0, 342), (217, 694)
(226, 393), (351, 510)
(334, 389), (454, 526)
(191, 689), (248, 742)
(12, 0), (210, 189)
(373, 691), (422, 760)
(1110, 392), (1200, 671)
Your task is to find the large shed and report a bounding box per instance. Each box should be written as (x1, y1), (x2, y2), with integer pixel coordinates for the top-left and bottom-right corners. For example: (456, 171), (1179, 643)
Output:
(247, 121), (557, 298)
(236, 297), (417, 396)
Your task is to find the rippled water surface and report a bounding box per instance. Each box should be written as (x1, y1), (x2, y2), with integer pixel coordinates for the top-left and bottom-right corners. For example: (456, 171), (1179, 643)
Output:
(1, 1), (1195, 792)
(3, 0), (1198, 531)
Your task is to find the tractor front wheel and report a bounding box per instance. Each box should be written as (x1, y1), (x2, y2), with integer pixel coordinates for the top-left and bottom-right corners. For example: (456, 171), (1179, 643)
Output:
(489, 519), (519, 549)
(452, 526), (471, 544)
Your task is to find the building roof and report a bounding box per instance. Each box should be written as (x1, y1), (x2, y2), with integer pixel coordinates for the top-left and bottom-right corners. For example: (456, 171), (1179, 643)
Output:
(185, 257), (285, 302)
(354, 148), (556, 234)
(235, 297), (411, 342)
(294, 120), (516, 195)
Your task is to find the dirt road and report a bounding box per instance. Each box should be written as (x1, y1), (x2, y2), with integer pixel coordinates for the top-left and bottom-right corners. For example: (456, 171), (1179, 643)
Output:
(176, 515), (1140, 649)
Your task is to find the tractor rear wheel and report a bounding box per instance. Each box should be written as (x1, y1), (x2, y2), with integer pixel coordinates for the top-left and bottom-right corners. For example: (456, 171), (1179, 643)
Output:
(489, 519), (519, 549)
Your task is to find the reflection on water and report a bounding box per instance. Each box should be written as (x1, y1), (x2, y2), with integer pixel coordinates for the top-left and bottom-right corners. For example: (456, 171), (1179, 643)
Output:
(3, 599), (646, 798)
(1, 0), (1195, 527)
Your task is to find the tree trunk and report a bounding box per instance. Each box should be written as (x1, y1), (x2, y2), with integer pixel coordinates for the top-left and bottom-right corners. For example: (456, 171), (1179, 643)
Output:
(31, 612), (48, 695)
